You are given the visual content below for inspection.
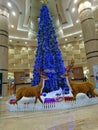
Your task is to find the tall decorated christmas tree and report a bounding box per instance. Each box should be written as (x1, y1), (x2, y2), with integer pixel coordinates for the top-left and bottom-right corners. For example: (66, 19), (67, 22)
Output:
(32, 1), (69, 93)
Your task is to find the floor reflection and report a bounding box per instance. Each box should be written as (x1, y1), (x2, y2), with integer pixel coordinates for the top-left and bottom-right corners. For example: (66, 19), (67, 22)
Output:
(1, 97), (98, 130)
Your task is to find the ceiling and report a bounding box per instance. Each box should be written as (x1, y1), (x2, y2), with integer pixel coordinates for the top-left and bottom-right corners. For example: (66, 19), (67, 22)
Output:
(0, 0), (98, 71)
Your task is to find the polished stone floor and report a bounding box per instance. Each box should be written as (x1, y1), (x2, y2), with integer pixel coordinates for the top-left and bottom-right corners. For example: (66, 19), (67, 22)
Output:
(0, 96), (98, 130)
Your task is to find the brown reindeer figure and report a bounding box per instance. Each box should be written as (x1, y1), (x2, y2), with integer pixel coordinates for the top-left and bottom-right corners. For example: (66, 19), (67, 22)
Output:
(62, 60), (98, 100)
(14, 69), (48, 104)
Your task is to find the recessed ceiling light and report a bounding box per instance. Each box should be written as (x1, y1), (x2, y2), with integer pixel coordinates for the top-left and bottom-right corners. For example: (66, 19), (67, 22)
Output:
(12, 11), (16, 16)
(76, 20), (79, 23)
(28, 48), (31, 51)
(79, 34), (82, 37)
(68, 44), (71, 47)
(9, 39), (12, 42)
(22, 47), (26, 51)
(7, 2), (12, 7)
(25, 42), (28, 44)
(11, 25), (14, 28)
(74, 0), (78, 4)
(65, 38), (68, 41)
(63, 45), (66, 48)
(72, 8), (75, 13)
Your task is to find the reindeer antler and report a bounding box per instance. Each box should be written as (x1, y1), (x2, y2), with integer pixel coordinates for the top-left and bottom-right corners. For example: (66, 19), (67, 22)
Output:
(62, 59), (74, 77)
(36, 67), (46, 75)
(66, 59), (74, 72)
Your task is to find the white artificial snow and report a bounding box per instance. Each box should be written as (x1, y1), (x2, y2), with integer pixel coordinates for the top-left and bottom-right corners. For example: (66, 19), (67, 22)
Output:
(6, 89), (98, 112)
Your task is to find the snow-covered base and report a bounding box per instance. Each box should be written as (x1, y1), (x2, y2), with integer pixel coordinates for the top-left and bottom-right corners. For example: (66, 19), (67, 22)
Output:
(6, 90), (98, 112)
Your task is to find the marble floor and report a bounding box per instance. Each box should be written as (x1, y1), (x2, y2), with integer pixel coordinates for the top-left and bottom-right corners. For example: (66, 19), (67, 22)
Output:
(0, 96), (98, 130)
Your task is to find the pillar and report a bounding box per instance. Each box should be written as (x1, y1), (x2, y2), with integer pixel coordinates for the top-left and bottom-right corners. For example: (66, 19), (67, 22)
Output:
(78, 0), (98, 82)
(0, 7), (9, 96)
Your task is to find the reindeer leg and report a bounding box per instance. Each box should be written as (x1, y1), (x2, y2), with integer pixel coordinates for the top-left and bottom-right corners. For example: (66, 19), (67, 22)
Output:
(89, 89), (95, 97)
(14, 96), (22, 104)
(34, 97), (38, 104)
(72, 91), (76, 101)
(38, 96), (43, 104)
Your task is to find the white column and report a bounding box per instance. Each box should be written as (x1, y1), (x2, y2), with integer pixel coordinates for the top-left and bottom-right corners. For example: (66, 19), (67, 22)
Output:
(0, 7), (9, 96)
(78, 0), (98, 82)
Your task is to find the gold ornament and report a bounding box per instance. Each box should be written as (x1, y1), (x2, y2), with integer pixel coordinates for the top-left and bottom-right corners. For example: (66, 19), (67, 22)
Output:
(40, 0), (48, 5)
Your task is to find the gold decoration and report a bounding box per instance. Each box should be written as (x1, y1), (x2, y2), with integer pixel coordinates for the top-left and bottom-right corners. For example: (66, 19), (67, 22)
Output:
(40, 0), (48, 5)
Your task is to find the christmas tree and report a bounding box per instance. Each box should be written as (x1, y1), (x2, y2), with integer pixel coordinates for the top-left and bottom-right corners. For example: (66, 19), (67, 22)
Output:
(32, 4), (69, 93)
